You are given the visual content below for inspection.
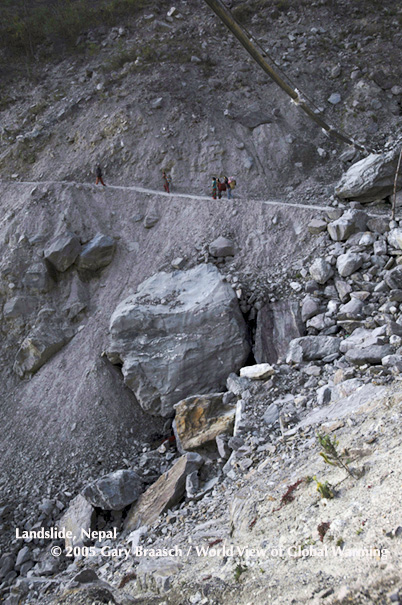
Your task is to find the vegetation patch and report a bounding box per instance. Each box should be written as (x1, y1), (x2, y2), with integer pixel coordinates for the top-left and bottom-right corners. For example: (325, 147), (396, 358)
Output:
(0, 0), (149, 61)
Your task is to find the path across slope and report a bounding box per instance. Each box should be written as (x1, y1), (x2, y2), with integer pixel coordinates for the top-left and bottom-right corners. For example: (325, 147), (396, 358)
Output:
(0, 179), (388, 218)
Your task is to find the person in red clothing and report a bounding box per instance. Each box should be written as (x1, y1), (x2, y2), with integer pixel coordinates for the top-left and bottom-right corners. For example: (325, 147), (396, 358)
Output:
(95, 165), (106, 187)
(217, 178), (226, 199)
(162, 171), (170, 193)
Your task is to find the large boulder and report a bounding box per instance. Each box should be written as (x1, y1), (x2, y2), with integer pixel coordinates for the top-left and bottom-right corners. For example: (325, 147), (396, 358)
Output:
(82, 470), (143, 511)
(286, 335), (341, 363)
(44, 232), (81, 272)
(335, 149), (402, 203)
(125, 454), (203, 531)
(77, 233), (115, 271)
(327, 209), (368, 241)
(254, 300), (305, 364)
(173, 393), (235, 453)
(107, 265), (250, 417)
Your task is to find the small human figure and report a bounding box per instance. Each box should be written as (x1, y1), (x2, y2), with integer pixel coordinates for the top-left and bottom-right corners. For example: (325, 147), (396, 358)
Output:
(162, 171), (170, 193)
(95, 165), (106, 187)
(212, 177), (218, 199)
(217, 178), (226, 199)
(228, 177), (236, 198)
(224, 176), (232, 200)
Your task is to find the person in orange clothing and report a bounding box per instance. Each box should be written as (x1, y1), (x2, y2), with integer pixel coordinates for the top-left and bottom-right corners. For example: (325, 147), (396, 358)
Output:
(95, 165), (106, 186)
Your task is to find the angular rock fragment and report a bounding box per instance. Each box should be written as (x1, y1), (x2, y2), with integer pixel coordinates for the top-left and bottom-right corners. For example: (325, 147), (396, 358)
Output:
(44, 231), (81, 272)
(173, 393), (235, 453)
(13, 322), (73, 377)
(59, 495), (95, 549)
(309, 258), (333, 284)
(385, 266), (402, 290)
(209, 236), (235, 257)
(23, 262), (53, 293)
(240, 363), (275, 380)
(301, 296), (322, 323)
(82, 470), (142, 511)
(144, 214), (159, 229)
(345, 345), (393, 365)
(336, 251), (364, 277)
(3, 296), (37, 320)
(308, 219), (327, 234)
(286, 336), (341, 363)
(327, 210), (368, 241)
(125, 454), (203, 531)
(77, 233), (115, 271)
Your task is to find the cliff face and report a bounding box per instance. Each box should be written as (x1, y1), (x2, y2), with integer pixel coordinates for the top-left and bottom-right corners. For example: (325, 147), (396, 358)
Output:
(0, 1), (402, 603)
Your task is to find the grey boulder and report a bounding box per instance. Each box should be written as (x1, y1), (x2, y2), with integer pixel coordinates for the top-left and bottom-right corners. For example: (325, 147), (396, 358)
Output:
(107, 264), (250, 417)
(263, 402), (280, 426)
(82, 470), (142, 511)
(59, 495), (95, 549)
(327, 209), (368, 241)
(385, 266), (402, 290)
(44, 231), (81, 272)
(286, 335), (341, 363)
(77, 233), (115, 271)
(13, 321), (73, 378)
(345, 345), (393, 366)
(309, 258), (333, 284)
(209, 236), (235, 257)
(336, 251), (364, 277)
(388, 228), (402, 250)
(335, 149), (402, 203)
(301, 296), (322, 322)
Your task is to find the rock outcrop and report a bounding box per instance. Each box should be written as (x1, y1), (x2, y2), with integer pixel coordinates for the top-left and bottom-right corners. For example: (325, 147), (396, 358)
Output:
(254, 300), (305, 364)
(107, 264), (250, 417)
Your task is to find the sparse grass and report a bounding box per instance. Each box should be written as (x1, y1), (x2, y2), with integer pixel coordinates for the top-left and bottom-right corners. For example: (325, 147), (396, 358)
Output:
(234, 563), (248, 582)
(0, 0), (148, 62)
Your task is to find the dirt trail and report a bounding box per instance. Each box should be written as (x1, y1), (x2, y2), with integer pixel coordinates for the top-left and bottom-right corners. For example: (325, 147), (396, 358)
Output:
(0, 179), (387, 217)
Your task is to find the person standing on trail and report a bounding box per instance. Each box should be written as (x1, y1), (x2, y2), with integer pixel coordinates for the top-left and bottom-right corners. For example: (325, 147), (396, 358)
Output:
(217, 178), (226, 199)
(95, 165), (106, 187)
(212, 177), (218, 199)
(228, 177), (236, 198)
(162, 171), (170, 193)
(224, 176), (232, 200)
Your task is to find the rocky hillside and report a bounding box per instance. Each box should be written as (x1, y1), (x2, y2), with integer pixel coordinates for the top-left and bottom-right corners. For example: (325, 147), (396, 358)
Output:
(1, 1), (402, 604)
